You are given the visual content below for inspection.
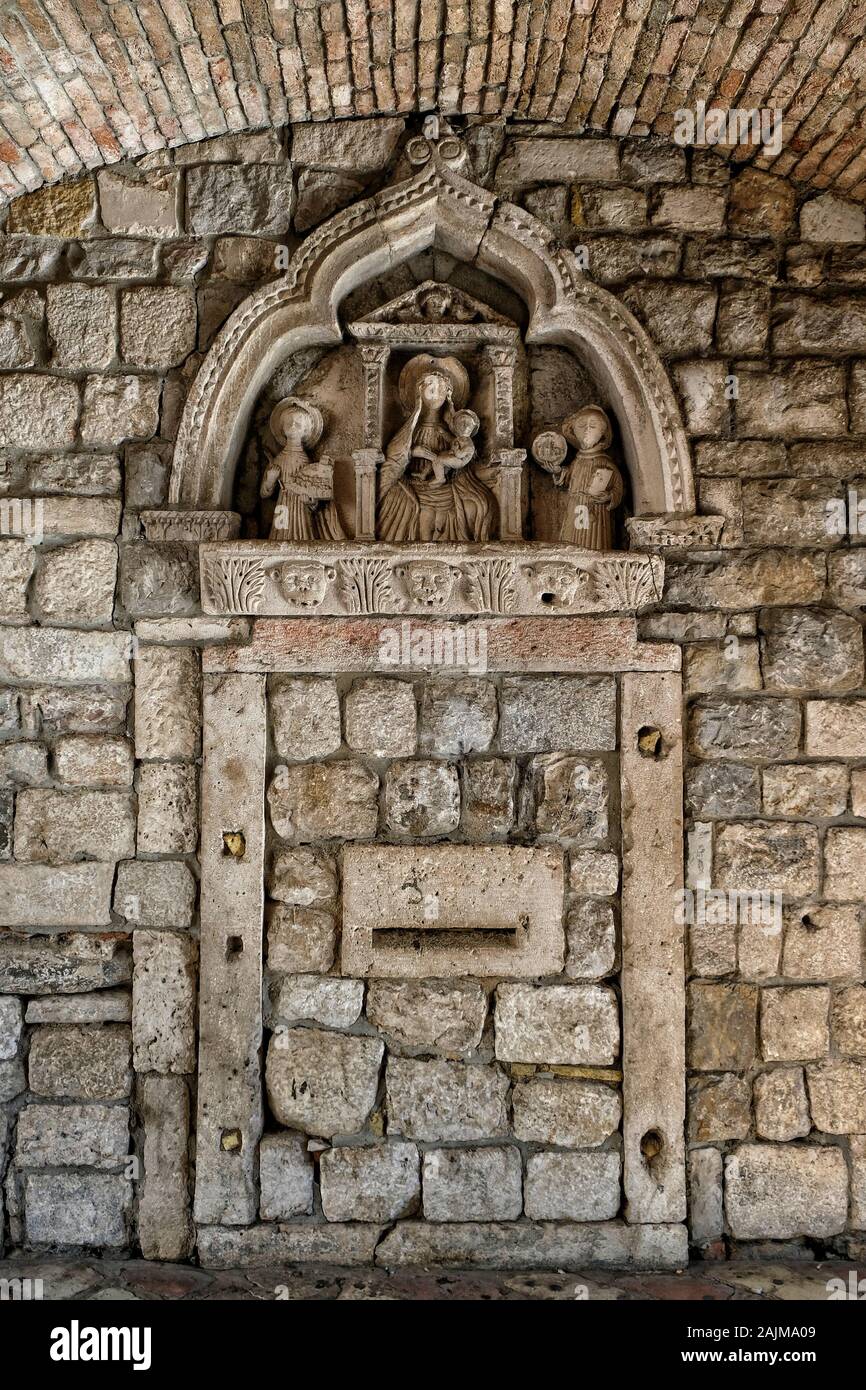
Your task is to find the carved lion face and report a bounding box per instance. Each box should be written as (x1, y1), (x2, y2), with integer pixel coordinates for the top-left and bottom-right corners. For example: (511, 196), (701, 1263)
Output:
(272, 561), (334, 608)
(397, 559), (456, 609)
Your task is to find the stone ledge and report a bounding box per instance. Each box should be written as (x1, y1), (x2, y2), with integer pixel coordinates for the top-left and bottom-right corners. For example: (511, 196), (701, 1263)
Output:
(199, 542), (665, 617)
(202, 616), (682, 674)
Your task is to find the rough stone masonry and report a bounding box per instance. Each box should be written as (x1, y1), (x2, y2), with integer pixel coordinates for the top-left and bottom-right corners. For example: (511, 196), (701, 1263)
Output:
(0, 98), (864, 1273)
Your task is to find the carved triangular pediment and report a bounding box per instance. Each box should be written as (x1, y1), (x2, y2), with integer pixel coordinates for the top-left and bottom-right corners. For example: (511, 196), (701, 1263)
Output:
(353, 280), (514, 328)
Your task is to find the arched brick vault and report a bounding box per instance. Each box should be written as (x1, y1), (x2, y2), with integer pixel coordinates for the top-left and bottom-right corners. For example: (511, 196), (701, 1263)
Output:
(2, 1), (866, 203)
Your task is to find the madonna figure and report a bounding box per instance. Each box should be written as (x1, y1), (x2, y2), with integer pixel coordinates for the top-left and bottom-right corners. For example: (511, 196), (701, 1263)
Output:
(377, 354), (496, 543)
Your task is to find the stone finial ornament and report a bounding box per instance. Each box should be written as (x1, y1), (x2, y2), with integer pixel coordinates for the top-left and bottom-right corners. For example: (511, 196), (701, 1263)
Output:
(260, 396), (345, 542)
(532, 404), (625, 551)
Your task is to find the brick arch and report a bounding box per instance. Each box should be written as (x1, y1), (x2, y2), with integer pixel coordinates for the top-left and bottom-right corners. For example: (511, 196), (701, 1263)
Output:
(1, 2), (865, 203)
(168, 132), (695, 519)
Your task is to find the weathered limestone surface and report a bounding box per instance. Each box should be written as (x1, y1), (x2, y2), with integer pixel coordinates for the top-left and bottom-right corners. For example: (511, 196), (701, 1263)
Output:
(132, 932), (198, 1073)
(0, 933), (130, 993)
(512, 1078), (622, 1147)
(266, 1029), (384, 1139)
(366, 980), (487, 1056)
(524, 1151), (621, 1221)
(24, 1172), (132, 1248)
(422, 1146), (522, 1222)
(139, 1075), (193, 1261)
(725, 1144), (848, 1239)
(386, 1058), (509, 1141)
(320, 1142), (420, 1222)
(259, 1133), (314, 1221)
(375, 1220), (688, 1270)
(28, 1024), (132, 1100)
(15, 1103), (129, 1169)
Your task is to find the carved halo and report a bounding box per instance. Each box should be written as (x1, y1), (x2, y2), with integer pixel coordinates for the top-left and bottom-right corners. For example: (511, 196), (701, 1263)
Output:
(269, 396), (324, 446)
(398, 353), (470, 410)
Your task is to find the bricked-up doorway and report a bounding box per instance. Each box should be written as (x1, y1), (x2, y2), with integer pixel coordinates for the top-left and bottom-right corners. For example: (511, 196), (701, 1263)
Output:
(192, 618), (686, 1269)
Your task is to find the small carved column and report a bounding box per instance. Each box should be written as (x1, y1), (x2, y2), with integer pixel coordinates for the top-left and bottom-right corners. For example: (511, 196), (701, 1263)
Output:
(353, 344), (390, 541)
(353, 447), (380, 542)
(495, 446), (526, 542)
(483, 344), (517, 449)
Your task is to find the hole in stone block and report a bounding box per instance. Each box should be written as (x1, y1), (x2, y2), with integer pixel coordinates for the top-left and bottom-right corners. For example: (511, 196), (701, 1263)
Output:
(223, 830), (246, 859)
(540, 591), (555, 605)
(637, 725), (663, 758)
(640, 1128), (663, 1167)
(220, 1127), (243, 1153)
(225, 935), (244, 960)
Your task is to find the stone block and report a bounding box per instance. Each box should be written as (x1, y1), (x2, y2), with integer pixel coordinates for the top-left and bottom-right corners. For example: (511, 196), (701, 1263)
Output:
(197, 1222), (381, 1268)
(0, 997), (23, 1060)
(688, 1147), (723, 1244)
(807, 1059), (866, 1133)
(568, 850), (619, 897)
(119, 542), (199, 618)
(268, 762), (378, 842)
(13, 789), (135, 863)
(265, 1028), (383, 1138)
(666, 552), (825, 610)
(258, 1132), (314, 1221)
(689, 1073), (751, 1142)
(133, 931), (197, 1073)
(0, 863), (115, 927)
(344, 678), (416, 756)
(80, 374), (160, 446)
(386, 1057), (509, 1141)
(25, 991), (131, 1023)
(419, 678), (497, 755)
(46, 285), (115, 370)
(365, 980), (487, 1056)
(725, 1143), (847, 1239)
(134, 645), (201, 759)
(565, 900), (617, 979)
(753, 1068), (811, 1140)
(114, 860), (196, 928)
(0, 932), (130, 993)
(763, 764), (847, 818)
(383, 759), (460, 837)
(800, 193), (865, 243)
(0, 373), (79, 449)
(15, 1102), (129, 1169)
(341, 844), (565, 979)
(735, 363), (846, 438)
(688, 698), (801, 761)
(832, 986), (866, 1056)
(270, 975), (364, 1029)
(375, 1219), (687, 1270)
(532, 755), (608, 845)
(270, 676), (341, 759)
(120, 287), (197, 369)
(653, 187), (726, 232)
(497, 138), (619, 187)
(9, 179), (95, 236)
(494, 983), (619, 1065)
(136, 763), (198, 854)
(0, 741), (48, 787)
(782, 906), (862, 981)
(461, 758), (515, 838)
(683, 641), (762, 695)
(0, 540), (33, 620)
(512, 1078), (621, 1148)
(499, 676), (616, 752)
(686, 763), (760, 818)
(267, 848), (336, 906)
(760, 609), (864, 693)
(688, 983), (757, 1072)
(28, 1024), (132, 1100)
(266, 905), (336, 973)
(713, 821), (819, 897)
(423, 1145), (522, 1222)
(139, 1074), (193, 1260)
(321, 1141), (420, 1222)
(824, 828), (866, 900)
(805, 700), (866, 757)
(186, 165), (294, 235)
(24, 1171), (131, 1248)
(292, 117), (403, 172)
(97, 169), (179, 236)
(54, 735), (133, 788)
(524, 1151), (620, 1221)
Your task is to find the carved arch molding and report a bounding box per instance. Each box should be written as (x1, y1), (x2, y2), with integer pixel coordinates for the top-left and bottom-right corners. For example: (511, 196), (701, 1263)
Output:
(168, 132), (695, 520)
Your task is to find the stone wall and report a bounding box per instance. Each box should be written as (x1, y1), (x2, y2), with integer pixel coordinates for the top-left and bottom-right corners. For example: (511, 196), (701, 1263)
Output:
(0, 117), (865, 1264)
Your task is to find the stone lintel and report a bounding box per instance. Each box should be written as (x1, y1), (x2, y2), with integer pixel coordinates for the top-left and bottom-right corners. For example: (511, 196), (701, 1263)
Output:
(203, 616), (681, 675)
(194, 672), (266, 1227)
(141, 509), (241, 543)
(626, 515), (725, 549)
(620, 670), (686, 1224)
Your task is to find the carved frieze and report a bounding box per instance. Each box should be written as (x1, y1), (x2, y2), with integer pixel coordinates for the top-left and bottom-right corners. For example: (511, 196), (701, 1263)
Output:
(200, 542), (664, 618)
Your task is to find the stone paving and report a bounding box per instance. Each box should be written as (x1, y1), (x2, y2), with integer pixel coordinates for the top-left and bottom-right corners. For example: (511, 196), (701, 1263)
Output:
(0, 1257), (861, 1301)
